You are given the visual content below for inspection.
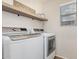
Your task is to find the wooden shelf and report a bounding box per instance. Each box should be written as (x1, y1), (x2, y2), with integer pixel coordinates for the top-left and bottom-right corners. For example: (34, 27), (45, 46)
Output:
(2, 3), (48, 21)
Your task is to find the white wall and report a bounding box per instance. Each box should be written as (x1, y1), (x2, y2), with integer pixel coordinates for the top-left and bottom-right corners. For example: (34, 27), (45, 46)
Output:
(3, 0), (13, 5)
(42, 0), (77, 59)
(2, 11), (43, 29)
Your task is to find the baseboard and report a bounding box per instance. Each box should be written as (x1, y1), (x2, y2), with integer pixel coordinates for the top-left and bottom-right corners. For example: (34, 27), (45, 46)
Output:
(55, 55), (68, 59)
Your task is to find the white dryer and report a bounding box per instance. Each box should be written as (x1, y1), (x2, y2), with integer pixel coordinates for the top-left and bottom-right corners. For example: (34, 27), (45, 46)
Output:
(32, 29), (56, 59)
(42, 33), (56, 59)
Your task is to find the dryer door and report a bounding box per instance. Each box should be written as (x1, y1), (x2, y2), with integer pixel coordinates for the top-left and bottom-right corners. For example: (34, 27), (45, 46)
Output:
(47, 36), (56, 56)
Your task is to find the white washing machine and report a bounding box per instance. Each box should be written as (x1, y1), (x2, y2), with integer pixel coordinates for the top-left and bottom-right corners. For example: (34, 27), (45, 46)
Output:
(2, 27), (43, 59)
(42, 33), (56, 59)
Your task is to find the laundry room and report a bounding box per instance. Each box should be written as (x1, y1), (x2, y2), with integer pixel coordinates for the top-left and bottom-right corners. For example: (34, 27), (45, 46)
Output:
(2, 0), (77, 59)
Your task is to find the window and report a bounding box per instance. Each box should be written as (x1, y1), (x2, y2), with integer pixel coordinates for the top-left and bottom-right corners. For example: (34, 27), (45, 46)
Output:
(60, 1), (77, 25)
